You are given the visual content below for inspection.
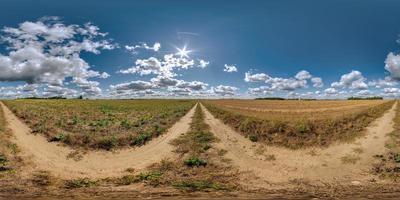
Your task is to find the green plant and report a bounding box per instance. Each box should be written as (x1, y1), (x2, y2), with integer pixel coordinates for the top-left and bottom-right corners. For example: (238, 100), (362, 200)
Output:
(49, 133), (65, 142)
(132, 132), (152, 146)
(184, 157), (207, 167)
(249, 135), (258, 142)
(138, 171), (162, 181)
(0, 154), (7, 166)
(65, 178), (97, 188)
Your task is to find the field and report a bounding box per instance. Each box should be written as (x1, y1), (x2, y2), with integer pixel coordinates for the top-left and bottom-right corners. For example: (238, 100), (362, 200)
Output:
(0, 99), (400, 199)
(202, 100), (395, 148)
(3, 99), (195, 150)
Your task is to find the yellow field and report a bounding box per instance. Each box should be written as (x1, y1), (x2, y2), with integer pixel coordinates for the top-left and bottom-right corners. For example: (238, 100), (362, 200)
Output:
(203, 100), (395, 148)
(204, 100), (390, 121)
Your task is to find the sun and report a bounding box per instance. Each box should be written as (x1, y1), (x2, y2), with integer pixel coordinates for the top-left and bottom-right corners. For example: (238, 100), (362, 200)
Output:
(176, 45), (192, 58)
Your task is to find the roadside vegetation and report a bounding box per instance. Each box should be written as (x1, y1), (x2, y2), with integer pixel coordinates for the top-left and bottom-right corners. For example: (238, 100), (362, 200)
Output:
(3, 99), (195, 150)
(373, 101), (400, 181)
(108, 104), (238, 192)
(203, 100), (394, 149)
(0, 103), (26, 193)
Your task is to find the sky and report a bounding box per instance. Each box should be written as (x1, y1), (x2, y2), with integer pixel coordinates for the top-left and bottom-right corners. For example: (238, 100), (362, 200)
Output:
(1, 0), (400, 99)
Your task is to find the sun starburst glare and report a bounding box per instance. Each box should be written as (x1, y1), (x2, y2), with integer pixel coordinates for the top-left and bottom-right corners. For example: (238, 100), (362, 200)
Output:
(176, 45), (192, 58)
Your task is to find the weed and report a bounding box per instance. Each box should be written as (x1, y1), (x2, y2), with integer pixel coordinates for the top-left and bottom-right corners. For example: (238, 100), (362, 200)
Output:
(65, 178), (97, 188)
(132, 132), (152, 146)
(248, 135), (258, 142)
(184, 157), (207, 167)
(138, 171), (162, 182)
(49, 133), (65, 142)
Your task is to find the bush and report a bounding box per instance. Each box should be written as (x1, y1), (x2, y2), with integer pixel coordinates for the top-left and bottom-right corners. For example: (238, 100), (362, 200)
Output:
(65, 178), (97, 188)
(138, 171), (162, 181)
(132, 132), (152, 146)
(49, 133), (65, 142)
(184, 157), (207, 167)
(249, 135), (258, 142)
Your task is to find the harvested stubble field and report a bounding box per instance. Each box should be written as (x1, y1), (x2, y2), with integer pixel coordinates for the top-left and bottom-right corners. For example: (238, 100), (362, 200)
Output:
(203, 100), (395, 149)
(3, 99), (195, 150)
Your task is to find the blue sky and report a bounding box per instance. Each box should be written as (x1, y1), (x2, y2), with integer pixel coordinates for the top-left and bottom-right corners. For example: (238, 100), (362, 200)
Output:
(1, 0), (400, 98)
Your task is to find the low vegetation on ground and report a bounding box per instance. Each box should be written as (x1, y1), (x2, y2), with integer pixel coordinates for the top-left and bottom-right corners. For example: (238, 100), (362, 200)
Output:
(203, 100), (394, 149)
(373, 101), (400, 181)
(3, 99), (195, 150)
(109, 105), (238, 191)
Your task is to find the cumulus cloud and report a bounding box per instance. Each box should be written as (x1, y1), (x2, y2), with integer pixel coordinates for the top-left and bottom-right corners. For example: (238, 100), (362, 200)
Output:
(245, 70), (322, 93)
(223, 64), (238, 73)
(0, 17), (116, 96)
(125, 42), (161, 54)
(211, 85), (238, 96)
(247, 86), (273, 95)
(368, 76), (398, 88)
(385, 52), (400, 80)
(324, 87), (338, 95)
(198, 59), (209, 68)
(311, 77), (323, 87)
(244, 72), (270, 82)
(331, 70), (368, 90)
(295, 70), (312, 80)
(383, 87), (400, 95)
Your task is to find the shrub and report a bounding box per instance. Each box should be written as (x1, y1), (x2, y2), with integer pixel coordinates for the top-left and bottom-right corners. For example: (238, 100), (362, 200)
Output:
(132, 132), (152, 146)
(138, 171), (162, 181)
(184, 157), (207, 167)
(65, 178), (97, 188)
(249, 135), (258, 142)
(98, 136), (118, 150)
(49, 133), (65, 142)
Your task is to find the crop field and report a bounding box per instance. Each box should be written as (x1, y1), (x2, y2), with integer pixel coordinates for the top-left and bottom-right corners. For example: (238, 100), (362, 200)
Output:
(3, 99), (195, 150)
(203, 100), (395, 148)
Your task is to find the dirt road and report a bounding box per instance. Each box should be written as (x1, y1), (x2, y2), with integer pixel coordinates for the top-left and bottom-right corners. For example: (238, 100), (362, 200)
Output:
(201, 103), (397, 188)
(0, 102), (196, 179)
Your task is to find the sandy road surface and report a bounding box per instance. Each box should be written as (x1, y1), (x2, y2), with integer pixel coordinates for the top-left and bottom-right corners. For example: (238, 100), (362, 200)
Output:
(0, 102), (196, 179)
(201, 102), (397, 187)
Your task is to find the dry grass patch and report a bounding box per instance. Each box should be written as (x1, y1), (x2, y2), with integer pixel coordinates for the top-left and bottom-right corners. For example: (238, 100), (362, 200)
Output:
(372, 101), (400, 181)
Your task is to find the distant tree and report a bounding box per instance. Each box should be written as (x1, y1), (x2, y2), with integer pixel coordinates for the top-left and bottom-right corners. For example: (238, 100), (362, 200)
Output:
(78, 95), (83, 99)
(347, 96), (383, 100)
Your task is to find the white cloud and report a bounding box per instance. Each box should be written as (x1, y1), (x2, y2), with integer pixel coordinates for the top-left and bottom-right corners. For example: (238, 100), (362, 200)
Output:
(324, 87), (338, 94)
(247, 86), (273, 95)
(211, 85), (238, 96)
(356, 90), (372, 96)
(295, 70), (312, 80)
(331, 70), (368, 90)
(125, 42), (161, 54)
(311, 77), (323, 87)
(385, 52), (400, 80)
(198, 59), (209, 68)
(244, 72), (270, 82)
(383, 87), (400, 94)
(0, 17), (116, 96)
(368, 76), (397, 88)
(223, 64), (238, 73)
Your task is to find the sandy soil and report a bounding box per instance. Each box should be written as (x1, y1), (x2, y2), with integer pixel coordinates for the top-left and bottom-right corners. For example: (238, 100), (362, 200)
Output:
(201, 102), (397, 188)
(0, 102), (196, 179)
